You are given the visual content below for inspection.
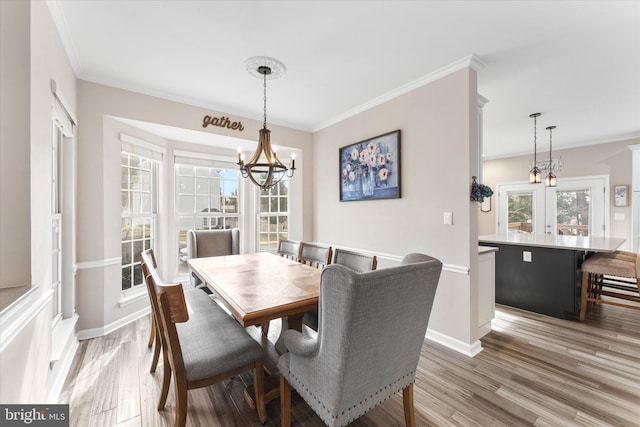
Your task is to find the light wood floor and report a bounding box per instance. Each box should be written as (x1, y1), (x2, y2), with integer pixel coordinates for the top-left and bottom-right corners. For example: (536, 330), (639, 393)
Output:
(59, 303), (640, 426)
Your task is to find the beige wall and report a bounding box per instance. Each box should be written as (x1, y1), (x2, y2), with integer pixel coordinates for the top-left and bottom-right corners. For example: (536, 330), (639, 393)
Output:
(312, 68), (482, 353)
(76, 81), (314, 331)
(480, 138), (638, 250)
(0, 0), (77, 403)
(0, 0), (31, 288)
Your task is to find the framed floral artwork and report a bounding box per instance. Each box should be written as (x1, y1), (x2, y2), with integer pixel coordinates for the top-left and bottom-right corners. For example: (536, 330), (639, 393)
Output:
(339, 130), (401, 201)
(614, 185), (629, 207)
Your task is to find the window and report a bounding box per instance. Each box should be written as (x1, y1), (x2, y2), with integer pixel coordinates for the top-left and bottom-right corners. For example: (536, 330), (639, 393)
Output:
(175, 165), (240, 275)
(121, 152), (157, 291)
(257, 178), (289, 252)
(51, 126), (63, 323)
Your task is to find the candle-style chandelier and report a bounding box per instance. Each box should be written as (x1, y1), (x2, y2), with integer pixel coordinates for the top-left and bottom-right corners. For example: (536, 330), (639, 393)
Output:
(238, 57), (295, 190)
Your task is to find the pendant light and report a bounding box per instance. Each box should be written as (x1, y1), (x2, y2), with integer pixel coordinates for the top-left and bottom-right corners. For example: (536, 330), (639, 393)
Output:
(529, 113), (542, 184)
(545, 125), (557, 187)
(238, 57), (295, 190)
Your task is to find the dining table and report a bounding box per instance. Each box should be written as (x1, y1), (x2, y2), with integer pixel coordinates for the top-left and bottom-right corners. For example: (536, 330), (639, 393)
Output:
(187, 251), (322, 352)
(188, 252), (322, 406)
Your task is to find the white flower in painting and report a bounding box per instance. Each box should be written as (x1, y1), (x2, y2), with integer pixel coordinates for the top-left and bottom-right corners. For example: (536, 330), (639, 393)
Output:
(343, 168), (348, 177)
(379, 168), (388, 181)
(368, 154), (377, 167)
(346, 164), (351, 171)
(350, 148), (359, 160)
(348, 171), (356, 181)
(359, 150), (367, 163)
(386, 152), (392, 160)
(367, 142), (376, 153)
(378, 154), (386, 166)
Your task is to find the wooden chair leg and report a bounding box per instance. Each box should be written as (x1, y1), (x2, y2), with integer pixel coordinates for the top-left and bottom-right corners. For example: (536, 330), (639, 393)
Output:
(580, 271), (589, 321)
(280, 376), (292, 427)
(254, 360), (267, 424)
(149, 325), (161, 373)
(174, 378), (188, 427)
(158, 355), (171, 410)
(147, 317), (156, 348)
(403, 383), (416, 427)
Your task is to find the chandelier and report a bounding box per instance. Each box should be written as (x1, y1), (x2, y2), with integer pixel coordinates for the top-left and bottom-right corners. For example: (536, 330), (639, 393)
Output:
(238, 57), (295, 190)
(529, 112), (542, 184)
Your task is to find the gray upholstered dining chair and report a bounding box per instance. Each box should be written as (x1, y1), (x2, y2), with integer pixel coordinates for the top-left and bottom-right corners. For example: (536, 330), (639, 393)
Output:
(187, 228), (239, 291)
(332, 248), (378, 273)
(278, 253), (442, 427)
(303, 247), (377, 331)
(277, 239), (301, 261)
(299, 242), (333, 330)
(299, 242), (332, 269)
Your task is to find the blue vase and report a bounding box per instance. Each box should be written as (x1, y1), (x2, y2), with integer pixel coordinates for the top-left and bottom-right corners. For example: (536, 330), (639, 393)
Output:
(362, 171), (375, 197)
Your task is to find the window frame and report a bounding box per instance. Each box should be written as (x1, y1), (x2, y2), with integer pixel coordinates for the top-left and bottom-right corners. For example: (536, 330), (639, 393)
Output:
(257, 176), (290, 253)
(120, 151), (158, 293)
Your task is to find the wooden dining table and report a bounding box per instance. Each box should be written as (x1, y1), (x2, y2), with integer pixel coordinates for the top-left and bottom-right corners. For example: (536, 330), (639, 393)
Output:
(188, 252), (322, 351)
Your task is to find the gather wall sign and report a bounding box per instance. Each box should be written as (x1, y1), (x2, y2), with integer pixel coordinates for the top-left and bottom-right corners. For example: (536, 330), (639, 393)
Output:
(202, 115), (245, 132)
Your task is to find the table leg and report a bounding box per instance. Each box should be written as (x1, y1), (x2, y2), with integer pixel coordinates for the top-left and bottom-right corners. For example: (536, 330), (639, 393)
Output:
(244, 313), (305, 409)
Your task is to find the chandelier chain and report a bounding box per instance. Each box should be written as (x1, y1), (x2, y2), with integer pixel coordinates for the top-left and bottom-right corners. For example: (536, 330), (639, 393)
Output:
(263, 72), (267, 128)
(533, 114), (537, 162)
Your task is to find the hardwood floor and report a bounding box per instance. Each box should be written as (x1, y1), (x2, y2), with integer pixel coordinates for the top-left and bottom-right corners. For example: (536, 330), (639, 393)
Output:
(59, 303), (640, 426)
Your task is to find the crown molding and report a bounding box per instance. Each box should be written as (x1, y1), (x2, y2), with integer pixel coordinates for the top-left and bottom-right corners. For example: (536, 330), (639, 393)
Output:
(46, 0), (82, 75)
(313, 54), (486, 132)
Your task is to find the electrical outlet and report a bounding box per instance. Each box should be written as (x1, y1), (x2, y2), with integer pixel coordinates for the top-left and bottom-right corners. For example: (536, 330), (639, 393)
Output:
(523, 251), (532, 262)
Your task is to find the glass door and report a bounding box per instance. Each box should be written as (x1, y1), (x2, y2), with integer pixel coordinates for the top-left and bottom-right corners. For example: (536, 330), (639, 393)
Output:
(496, 176), (608, 237)
(545, 177), (606, 237)
(496, 183), (545, 235)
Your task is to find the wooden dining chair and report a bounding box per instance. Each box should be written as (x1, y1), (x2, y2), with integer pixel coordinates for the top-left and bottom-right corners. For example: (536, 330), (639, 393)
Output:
(140, 249), (161, 373)
(152, 274), (267, 426)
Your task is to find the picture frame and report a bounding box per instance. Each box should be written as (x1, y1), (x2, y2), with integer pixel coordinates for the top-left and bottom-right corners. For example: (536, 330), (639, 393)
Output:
(613, 185), (629, 207)
(339, 130), (401, 201)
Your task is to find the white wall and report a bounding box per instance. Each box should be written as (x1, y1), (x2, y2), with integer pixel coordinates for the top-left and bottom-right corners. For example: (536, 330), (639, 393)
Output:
(480, 137), (638, 250)
(0, 0), (77, 403)
(312, 67), (483, 355)
(75, 81), (314, 332)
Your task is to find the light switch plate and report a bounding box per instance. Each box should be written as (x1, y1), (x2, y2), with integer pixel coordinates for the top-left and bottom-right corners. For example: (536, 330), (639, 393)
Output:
(614, 212), (625, 221)
(523, 251), (532, 262)
(443, 212), (453, 225)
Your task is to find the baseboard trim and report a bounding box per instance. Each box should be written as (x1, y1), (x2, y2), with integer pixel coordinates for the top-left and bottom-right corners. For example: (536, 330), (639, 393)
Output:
(47, 331), (79, 403)
(77, 306), (150, 340)
(426, 328), (483, 357)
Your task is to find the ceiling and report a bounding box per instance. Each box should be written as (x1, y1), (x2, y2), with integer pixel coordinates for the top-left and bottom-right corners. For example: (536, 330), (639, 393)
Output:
(48, 0), (640, 159)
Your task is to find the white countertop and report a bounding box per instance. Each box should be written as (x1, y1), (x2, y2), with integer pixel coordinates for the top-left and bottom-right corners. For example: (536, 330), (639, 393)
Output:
(478, 233), (626, 253)
(478, 246), (498, 255)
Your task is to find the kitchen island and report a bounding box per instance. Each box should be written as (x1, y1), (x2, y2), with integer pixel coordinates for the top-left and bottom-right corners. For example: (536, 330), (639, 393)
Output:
(478, 233), (625, 319)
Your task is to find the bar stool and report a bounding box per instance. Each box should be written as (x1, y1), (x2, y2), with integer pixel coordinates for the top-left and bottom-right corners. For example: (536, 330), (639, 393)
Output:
(579, 251), (639, 321)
